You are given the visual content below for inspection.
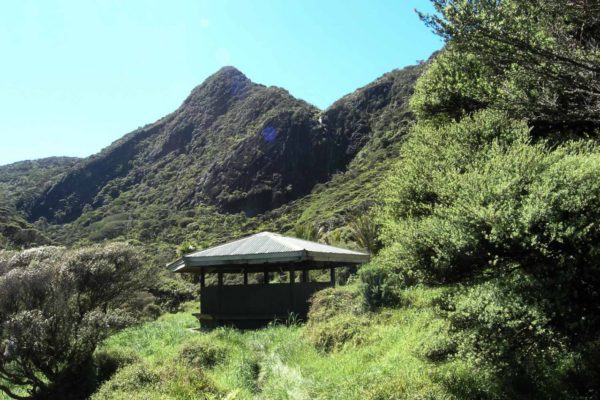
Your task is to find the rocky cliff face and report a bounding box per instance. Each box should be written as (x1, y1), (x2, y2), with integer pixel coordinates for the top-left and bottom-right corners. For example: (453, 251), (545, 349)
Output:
(27, 63), (424, 225)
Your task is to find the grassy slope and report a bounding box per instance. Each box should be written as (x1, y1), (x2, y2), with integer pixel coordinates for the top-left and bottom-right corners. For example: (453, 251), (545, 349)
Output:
(89, 287), (487, 400)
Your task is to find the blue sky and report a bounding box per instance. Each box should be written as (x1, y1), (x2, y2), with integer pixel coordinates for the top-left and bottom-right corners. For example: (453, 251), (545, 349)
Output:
(0, 0), (442, 165)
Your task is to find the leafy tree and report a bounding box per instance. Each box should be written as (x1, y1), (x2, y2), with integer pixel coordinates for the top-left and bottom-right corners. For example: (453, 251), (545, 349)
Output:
(0, 243), (154, 399)
(372, 106), (600, 395)
(415, 0), (600, 136)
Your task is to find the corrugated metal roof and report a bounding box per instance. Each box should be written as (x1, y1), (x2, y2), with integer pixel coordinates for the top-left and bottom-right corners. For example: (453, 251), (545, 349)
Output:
(167, 231), (370, 272)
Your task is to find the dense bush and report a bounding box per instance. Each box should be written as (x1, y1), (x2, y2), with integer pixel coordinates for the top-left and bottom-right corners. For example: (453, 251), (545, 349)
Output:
(148, 273), (197, 312)
(415, 0), (600, 135)
(304, 285), (371, 352)
(0, 244), (154, 399)
(371, 109), (600, 394)
(306, 284), (365, 323)
(94, 348), (141, 384)
(363, 1), (600, 396)
(177, 336), (228, 369)
(304, 313), (371, 353)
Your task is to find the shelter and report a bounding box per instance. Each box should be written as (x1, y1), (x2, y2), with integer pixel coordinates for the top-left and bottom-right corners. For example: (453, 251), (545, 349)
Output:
(167, 231), (369, 328)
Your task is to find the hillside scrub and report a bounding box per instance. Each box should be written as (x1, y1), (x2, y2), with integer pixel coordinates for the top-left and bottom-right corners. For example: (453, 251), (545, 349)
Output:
(415, 0), (600, 136)
(0, 244), (155, 399)
(87, 290), (497, 400)
(361, 0), (600, 397)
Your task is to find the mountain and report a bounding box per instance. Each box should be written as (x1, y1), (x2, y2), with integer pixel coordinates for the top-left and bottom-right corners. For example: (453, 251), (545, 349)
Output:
(0, 157), (79, 249)
(0, 157), (80, 210)
(7, 62), (424, 247)
(267, 63), (425, 230)
(28, 67), (338, 223)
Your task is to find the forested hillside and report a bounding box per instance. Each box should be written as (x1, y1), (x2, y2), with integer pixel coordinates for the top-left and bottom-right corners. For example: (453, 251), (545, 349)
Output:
(0, 157), (79, 248)
(0, 61), (424, 251)
(1, 0), (599, 399)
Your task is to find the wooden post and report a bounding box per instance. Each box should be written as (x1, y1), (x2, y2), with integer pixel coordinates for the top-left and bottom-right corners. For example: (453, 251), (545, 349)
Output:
(290, 268), (295, 311)
(200, 270), (205, 288)
(302, 269), (309, 283)
(263, 267), (269, 284)
(243, 268), (248, 285)
(330, 267), (336, 286)
(217, 271), (223, 315)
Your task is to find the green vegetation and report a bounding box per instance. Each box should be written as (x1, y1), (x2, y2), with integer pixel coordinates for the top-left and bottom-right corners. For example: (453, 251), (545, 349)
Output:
(2, 1), (599, 398)
(362, 0), (600, 397)
(90, 289), (479, 400)
(0, 244), (151, 399)
(0, 157), (79, 212)
(0, 157), (78, 249)
(0, 244), (195, 399)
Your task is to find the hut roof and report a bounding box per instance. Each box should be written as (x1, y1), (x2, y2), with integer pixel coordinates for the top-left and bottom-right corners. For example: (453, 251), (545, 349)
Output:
(167, 231), (369, 272)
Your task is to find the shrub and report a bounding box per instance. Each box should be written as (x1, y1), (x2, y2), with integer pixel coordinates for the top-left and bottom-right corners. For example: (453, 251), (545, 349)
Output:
(359, 255), (407, 309)
(142, 303), (163, 320)
(307, 284), (365, 323)
(94, 348), (141, 383)
(149, 274), (197, 312)
(93, 363), (160, 394)
(371, 104), (600, 395)
(92, 362), (223, 399)
(177, 337), (228, 368)
(304, 313), (371, 353)
(348, 213), (381, 254)
(0, 243), (153, 399)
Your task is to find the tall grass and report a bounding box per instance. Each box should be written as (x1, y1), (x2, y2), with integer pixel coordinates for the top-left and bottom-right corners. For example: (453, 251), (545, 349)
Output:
(90, 287), (485, 400)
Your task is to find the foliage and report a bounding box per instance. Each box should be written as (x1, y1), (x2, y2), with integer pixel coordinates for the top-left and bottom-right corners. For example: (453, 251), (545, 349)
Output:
(304, 285), (371, 352)
(0, 244), (153, 399)
(0, 157), (79, 213)
(92, 362), (223, 400)
(94, 348), (141, 384)
(359, 258), (405, 309)
(348, 213), (380, 254)
(292, 223), (324, 242)
(177, 336), (229, 369)
(86, 291), (490, 400)
(306, 284), (365, 323)
(415, 0), (600, 136)
(372, 107), (600, 396)
(303, 313), (371, 353)
(362, 1), (600, 396)
(0, 206), (49, 250)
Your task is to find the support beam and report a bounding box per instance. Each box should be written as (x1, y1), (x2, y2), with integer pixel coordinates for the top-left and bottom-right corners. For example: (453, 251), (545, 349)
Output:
(218, 271), (224, 286)
(302, 269), (309, 283)
(263, 268), (269, 285)
(330, 267), (336, 286)
(200, 271), (205, 288)
(290, 267), (295, 310)
(243, 268), (248, 285)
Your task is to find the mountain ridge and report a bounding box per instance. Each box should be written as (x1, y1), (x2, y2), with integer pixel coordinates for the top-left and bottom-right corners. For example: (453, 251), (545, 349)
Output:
(2, 60), (425, 248)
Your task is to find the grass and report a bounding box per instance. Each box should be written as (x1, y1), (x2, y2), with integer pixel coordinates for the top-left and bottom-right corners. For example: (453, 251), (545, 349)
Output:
(89, 286), (480, 400)
(0, 286), (493, 400)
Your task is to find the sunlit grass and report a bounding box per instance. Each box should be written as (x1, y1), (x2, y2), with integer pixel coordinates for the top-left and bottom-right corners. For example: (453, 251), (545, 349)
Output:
(92, 288), (463, 400)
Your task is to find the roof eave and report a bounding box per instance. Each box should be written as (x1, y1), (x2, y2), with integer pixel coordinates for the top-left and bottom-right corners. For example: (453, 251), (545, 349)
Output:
(166, 258), (185, 272)
(171, 250), (309, 272)
(306, 250), (370, 264)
